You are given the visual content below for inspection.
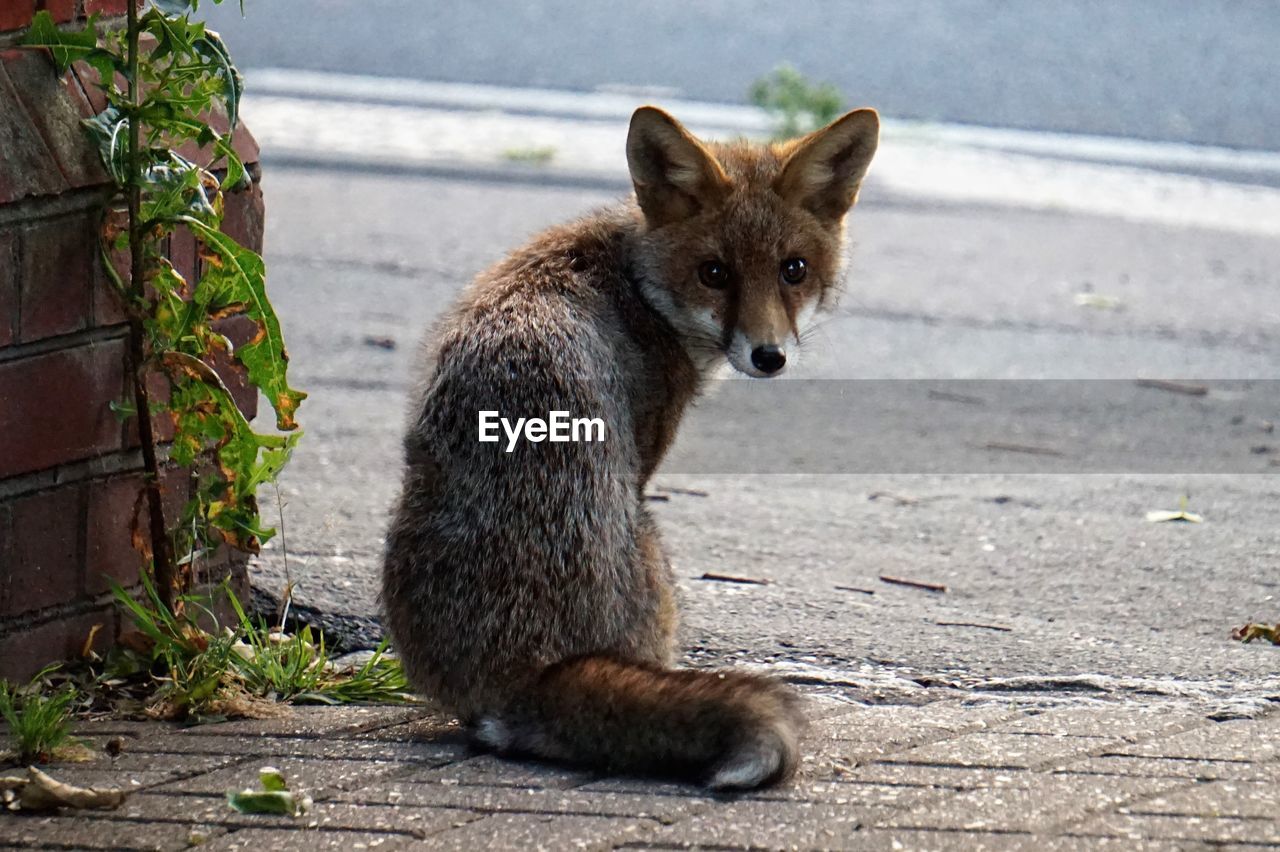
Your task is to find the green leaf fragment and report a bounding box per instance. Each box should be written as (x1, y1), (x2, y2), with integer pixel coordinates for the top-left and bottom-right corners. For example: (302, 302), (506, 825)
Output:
(226, 789), (307, 817)
(182, 217), (308, 431)
(257, 767), (287, 792)
(226, 767), (308, 816)
(19, 11), (100, 74)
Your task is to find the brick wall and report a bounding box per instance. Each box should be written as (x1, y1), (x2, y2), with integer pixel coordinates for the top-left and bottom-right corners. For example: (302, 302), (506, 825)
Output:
(0, 3), (263, 681)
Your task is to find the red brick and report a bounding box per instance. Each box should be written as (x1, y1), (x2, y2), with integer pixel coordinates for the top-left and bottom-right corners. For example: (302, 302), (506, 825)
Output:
(169, 224), (199, 284)
(70, 59), (108, 113)
(39, 0), (78, 24)
(0, 484), (84, 617)
(3, 49), (108, 190)
(221, 181), (266, 255)
(0, 54), (67, 203)
(0, 337), (127, 478)
(122, 368), (176, 447)
(0, 607), (115, 682)
(230, 121), (261, 167)
(209, 317), (260, 421)
(18, 210), (96, 342)
(84, 0), (132, 16)
(0, 1), (35, 32)
(92, 249), (130, 326)
(83, 472), (145, 595)
(85, 466), (189, 595)
(0, 230), (16, 346)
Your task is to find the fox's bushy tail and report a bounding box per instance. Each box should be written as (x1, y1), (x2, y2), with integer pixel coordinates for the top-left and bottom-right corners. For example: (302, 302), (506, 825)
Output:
(472, 655), (805, 790)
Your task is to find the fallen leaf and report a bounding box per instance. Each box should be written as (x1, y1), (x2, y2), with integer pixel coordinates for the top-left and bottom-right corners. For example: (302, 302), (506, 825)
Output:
(1231, 623), (1280, 644)
(1, 766), (128, 812)
(1145, 509), (1204, 524)
(226, 766), (310, 817)
(1074, 292), (1123, 310)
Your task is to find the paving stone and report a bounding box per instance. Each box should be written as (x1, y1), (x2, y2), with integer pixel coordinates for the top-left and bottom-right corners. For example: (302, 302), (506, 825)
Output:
(985, 705), (1203, 739)
(870, 772), (1191, 832)
(753, 829), (1179, 851)
(8, 701), (1280, 849)
(49, 751), (238, 778)
(1126, 779), (1280, 820)
(638, 799), (898, 850)
(199, 827), (415, 850)
(415, 812), (658, 851)
(126, 731), (466, 764)
(0, 814), (224, 851)
(879, 731), (1114, 770)
(101, 792), (476, 836)
(582, 774), (947, 809)
(173, 706), (427, 738)
(333, 781), (709, 822)
(398, 753), (595, 790)
(72, 719), (182, 738)
(809, 702), (1021, 745)
(355, 715), (468, 743)
(1055, 755), (1280, 782)
(1099, 718), (1280, 763)
(157, 757), (411, 797)
(801, 694), (868, 722)
(842, 762), (1016, 790)
(1069, 812), (1280, 845)
(0, 754), (242, 803)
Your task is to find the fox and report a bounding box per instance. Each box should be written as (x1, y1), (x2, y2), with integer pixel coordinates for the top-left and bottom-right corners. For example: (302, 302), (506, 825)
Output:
(382, 104), (879, 789)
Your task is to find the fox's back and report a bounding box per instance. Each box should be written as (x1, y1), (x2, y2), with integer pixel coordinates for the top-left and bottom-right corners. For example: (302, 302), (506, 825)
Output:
(382, 211), (690, 714)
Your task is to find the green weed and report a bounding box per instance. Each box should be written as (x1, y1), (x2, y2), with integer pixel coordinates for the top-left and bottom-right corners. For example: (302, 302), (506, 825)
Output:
(749, 64), (845, 139)
(0, 666), (80, 764)
(502, 145), (556, 165)
(107, 575), (413, 721)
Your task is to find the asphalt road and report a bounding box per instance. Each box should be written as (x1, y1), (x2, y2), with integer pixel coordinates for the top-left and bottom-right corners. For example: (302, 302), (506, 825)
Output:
(248, 166), (1280, 704)
(206, 0), (1280, 150)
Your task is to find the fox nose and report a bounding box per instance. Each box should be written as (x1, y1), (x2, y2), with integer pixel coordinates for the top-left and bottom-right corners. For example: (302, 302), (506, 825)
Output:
(750, 345), (786, 375)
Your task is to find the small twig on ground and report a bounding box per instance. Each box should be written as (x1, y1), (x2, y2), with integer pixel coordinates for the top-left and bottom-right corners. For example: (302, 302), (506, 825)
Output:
(699, 572), (770, 586)
(927, 389), (986, 405)
(867, 490), (918, 505)
(983, 441), (1065, 457)
(835, 585), (876, 595)
(652, 486), (710, 497)
(935, 620), (1012, 632)
(362, 335), (397, 350)
(983, 495), (1043, 509)
(1134, 378), (1209, 397)
(879, 575), (947, 593)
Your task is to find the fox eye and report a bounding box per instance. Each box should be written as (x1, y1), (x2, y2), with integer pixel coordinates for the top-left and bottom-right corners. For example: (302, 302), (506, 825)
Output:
(781, 257), (808, 285)
(698, 260), (730, 289)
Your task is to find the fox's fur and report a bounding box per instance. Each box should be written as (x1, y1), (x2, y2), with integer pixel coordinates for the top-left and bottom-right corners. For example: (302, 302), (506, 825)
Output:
(382, 106), (879, 789)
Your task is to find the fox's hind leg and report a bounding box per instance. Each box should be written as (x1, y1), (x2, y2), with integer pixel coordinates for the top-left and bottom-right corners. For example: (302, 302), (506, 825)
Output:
(627, 507), (679, 666)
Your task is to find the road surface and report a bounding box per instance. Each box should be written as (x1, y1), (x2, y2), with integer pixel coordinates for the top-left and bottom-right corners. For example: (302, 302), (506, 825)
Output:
(206, 0), (1280, 150)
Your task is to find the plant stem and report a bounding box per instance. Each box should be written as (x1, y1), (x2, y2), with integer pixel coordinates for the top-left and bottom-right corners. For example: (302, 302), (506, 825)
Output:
(124, 0), (176, 612)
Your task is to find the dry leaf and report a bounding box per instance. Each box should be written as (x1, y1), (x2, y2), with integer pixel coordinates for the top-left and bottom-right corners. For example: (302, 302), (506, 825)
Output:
(1, 766), (128, 812)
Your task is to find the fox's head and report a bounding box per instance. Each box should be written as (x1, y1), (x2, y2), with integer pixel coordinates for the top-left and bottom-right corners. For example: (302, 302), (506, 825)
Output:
(626, 105), (879, 377)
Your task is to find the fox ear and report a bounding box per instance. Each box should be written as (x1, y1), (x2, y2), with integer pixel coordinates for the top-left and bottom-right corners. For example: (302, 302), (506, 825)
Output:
(627, 106), (731, 227)
(776, 108), (879, 220)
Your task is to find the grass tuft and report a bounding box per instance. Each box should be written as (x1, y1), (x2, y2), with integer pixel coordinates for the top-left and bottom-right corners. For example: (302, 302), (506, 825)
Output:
(0, 666), (81, 764)
(105, 573), (414, 721)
